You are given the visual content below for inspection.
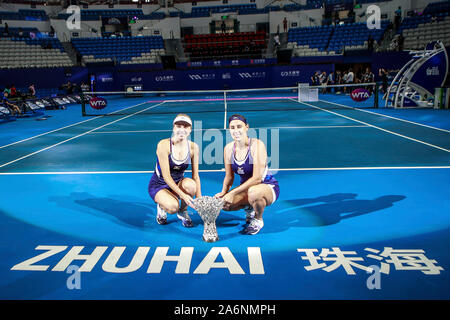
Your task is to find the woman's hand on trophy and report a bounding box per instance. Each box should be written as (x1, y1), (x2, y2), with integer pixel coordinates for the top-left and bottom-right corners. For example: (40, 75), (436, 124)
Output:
(222, 192), (234, 206)
(214, 191), (226, 198)
(180, 193), (196, 210)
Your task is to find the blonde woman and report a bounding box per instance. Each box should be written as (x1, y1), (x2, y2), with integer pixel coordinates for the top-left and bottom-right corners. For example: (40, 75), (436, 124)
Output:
(148, 114), (201, 227)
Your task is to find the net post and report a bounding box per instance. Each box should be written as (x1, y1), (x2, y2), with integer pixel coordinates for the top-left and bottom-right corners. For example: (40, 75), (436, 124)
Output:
(374, 82), (379, 108)
(223, 90), (227, 130)
(81, 91), (86, 116)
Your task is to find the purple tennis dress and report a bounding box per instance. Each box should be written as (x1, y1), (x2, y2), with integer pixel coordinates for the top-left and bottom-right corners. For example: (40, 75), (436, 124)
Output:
(230, 138), (280, 202)
(148, 139), (190, 201)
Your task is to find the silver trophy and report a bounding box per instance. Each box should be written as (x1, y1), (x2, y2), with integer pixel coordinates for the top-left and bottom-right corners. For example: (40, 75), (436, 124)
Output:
(194, 196), (224, 242)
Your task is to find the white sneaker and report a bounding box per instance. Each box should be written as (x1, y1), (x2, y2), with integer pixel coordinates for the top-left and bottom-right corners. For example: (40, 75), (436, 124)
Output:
(156, 204), (167, 225)
(177, 210), (193, 228)
(244, 206), (255, 224)
(244, 218), (264, 235)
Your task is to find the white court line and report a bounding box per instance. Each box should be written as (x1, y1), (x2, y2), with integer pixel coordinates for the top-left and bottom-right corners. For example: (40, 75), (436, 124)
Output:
(0, 166), (450, 175)
(0, 102), (166, 169)
(89, 125), (369, 134)
(318, 99), (450, 133)
(0, 100), (154, 150)
(290, 99), (450, 153)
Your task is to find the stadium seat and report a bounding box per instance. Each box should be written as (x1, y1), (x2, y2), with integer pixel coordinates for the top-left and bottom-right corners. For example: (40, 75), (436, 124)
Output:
(71, 36), (165, 65)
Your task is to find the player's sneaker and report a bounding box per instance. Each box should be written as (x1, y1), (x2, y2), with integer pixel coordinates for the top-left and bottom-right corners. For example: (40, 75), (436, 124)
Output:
(177, 210), (193, 228)
(244, 218), (264, 235)
(156, 204), (167, 225)
(244, 206), (255, 224)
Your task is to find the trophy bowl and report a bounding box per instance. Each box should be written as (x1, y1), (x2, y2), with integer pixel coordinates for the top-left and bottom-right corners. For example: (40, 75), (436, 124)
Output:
(194, 196), (224, 242)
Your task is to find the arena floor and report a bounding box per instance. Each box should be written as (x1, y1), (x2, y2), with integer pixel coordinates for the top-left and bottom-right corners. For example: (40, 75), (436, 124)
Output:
(0, 94), (449, 299)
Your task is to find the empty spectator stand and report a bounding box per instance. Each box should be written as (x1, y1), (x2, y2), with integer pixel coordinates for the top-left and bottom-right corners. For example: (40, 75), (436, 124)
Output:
(423, 0), (450, 15)
(0, 35), (72, 69)
(0, 9), (48, 21)
(287, 25), (334, 55)
(397, 0), (450, 49)
(179, 4), (286, 18)
(0, 27), (42, 38)
(287, 21), (389, 56)
(71, 36), (165, 65)
(328, 21), (389, 53)
(401, 15), (450, 49)
(283, 0), (323, 12)
(193, 4), (256, 14)
(58, 9), (165, 21)
(183, 31), (267, 59)
(397, 0), (450, 35)
(397, 15), (435, 34)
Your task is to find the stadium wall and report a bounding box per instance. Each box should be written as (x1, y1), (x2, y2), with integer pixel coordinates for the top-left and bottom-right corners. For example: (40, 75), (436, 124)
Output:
(51, 18), (102, 41)
(269, 8), (324, 32)
(0, 48), (425, 91)
(96, 64), (335, 91)
(0, 63), (334, 91)
(0, 20), (50, 30)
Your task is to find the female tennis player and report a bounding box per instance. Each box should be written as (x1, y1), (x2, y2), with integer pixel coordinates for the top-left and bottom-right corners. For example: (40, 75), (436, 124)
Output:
(215, 114), (279, 235)
(148, 114), (201, 227)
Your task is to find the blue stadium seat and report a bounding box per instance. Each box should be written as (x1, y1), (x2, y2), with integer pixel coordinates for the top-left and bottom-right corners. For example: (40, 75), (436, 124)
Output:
(71, 36), (165, 62)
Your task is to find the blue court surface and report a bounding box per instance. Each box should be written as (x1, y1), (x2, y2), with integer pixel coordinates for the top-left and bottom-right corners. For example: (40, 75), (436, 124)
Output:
(0, 95), (449, 300)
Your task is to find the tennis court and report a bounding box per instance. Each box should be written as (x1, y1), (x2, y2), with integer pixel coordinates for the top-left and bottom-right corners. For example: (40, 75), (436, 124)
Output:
(0, 87), (449, 299)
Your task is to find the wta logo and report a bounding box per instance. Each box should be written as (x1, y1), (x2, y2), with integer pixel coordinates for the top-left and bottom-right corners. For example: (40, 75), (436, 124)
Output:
(89, 97), (107, 110)
(351, 88), (371, 102)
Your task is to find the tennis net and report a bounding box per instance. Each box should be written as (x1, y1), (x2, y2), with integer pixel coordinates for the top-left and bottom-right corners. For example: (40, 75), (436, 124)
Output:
(81, 83), (379, 118)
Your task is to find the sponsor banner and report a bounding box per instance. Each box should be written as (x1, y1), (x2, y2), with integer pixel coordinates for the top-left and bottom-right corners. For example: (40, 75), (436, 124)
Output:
(271, 65), (333, 86)
(187, 73), (216, 81)
(351, 88), (371, 102)
(410, 50), (448, 94)
(89, 96), (107, 110)
(186, 61), (204, 68)
(91, 64), (333, 91)
(237, 71), (266, 79)
(280, 70), (301, 77)
(130, 76), (143, 82)
(182, 68), (269, 90)
(325, 2), (352, 12)
(98, 73), (114, 83)
(179, 58), (277, 69)
(155, 75), (175, 82)
(402, 97), (419, 107)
